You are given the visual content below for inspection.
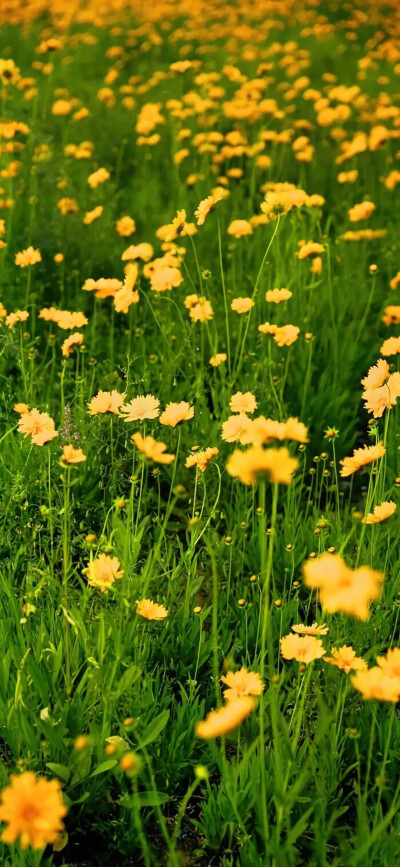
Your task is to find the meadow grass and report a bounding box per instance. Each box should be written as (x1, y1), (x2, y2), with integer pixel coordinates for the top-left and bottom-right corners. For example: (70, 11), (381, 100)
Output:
(0, 0), (400, 864)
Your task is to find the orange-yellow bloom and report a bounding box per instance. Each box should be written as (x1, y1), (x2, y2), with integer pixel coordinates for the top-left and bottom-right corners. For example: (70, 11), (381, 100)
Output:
(0, 772), (67, 850)
(159, 401), (194, 427)
(291, 622), (329, 636)
(131, 432), (175, 464)
(352, 667), (400, 702)
(340, 442), (386, 477)
(362, 501), (396, 524)
(195, 188), (227, 226)
(303, 552), (383, 620)
(62, 332), (84, 357)
(87, 390), (125, 416)
(87, 554), (123, 593)
(196, 696), (256, 738)
(18, 409), (58, 446)
(121, 394), (160, 422)
(186, 447), (219, 472)
(280, 633), (326, 664)
(226, 446), (298, 486)
(325, 646), (366, 674)
(229, 391), (257, 414)
(136, 599), (168, 620)
(61, 445), (86, 464)
(221, 668), (264, 700)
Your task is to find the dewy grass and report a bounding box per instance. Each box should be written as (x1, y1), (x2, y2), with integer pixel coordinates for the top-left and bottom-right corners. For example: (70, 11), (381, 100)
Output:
(0, 1), (400, 865)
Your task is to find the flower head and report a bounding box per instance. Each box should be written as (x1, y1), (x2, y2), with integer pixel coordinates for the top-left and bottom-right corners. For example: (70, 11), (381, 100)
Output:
(15, 247), (41, 267)
(226, 446), (298, 486)
(136, 599), (168, 620)
(0, 772), (67, 850)
(62, 332), (84, 357)
(61, 445), (86, 464)
(362, 501), (396, 524)
(195, 188), (227, 226)
(325, 646), (366, 674)
(87, 390), (125, 416)
(229, 392), (257, 414)
(280, 633), (326, 664)
(340, 441), (386, 477)
(186, 447), (219, 472)
(18, 409), (58, 446)
(159, 401), (194, 427)
(132, 432), (175, 464)
(352, 667), (400, 702)
(121, 394), (160, 422)
(303, 552), (383, 620)
(221, 667), (264, 700)
(291, 622), (329, 636)
(196, 696), (256, 739)
(87, 554), (124, 593)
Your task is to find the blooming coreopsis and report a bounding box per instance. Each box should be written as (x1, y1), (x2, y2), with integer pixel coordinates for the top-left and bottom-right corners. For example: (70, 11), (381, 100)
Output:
(196, 696), (256, 738)
(131, 432), (175, 464)
(303, 552), (383, 620)
(195, 188), (227, 225)
(18, 408), (58, 446)
(159, 401), (194, 427)
(340, 442), (386, 476)
(0, 772), (67, 850)
(87, 554), (124, 592)
(14, 246), (41, 267)
(221, 668), (264, 700)
(62, 333), (84, 357)
(136, 599), (168, 620)
(324, 646), (366, 674)
(280, 633), (326, 664)
(61, 445), (87, 464)
(362, 501), (396, 524)
(87, 390), (126, 415)
(121, 394), (160, 422)
(226, 446), (298, 486)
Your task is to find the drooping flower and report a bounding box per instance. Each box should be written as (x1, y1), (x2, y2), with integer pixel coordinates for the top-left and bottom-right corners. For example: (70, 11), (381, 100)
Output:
(0, 772), (67, 850)
(185, 447), (219, 472)
(226, 446), (298, 486)
(121, 394), (160, 422)
(196, 696), (256, 738)
(61, 445), (86, 464)
(131, 432), (175, 464)
(362, 501), (396, 524)
(195, 188), (227, 226)
(302, 552), (383, 620)
(324, 646), (366, 674)
(87, 554), (124, 593)
(62, 332), (84, 357)
(159, 401), (194, 427)
(221, 668), (264, 700)
(340, 441), (386, 477)
(136, 599), (168, 620)
(280, 633), (326, 664)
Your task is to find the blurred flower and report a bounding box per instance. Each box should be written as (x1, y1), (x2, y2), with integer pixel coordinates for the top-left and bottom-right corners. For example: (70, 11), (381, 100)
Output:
(0, 772), (67, 850)
(303, 552), (383, 620)
(132, 432), (175, 464)
(87, 554), (124, 593)
(196, 696), (256, 738)
(160, 401), (194, 427)
(362, 501), (396, 524)
(136, 599), (168, 620)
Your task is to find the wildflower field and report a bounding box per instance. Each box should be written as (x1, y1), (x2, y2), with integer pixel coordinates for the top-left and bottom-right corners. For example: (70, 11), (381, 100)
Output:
(1, 0), (400, 864)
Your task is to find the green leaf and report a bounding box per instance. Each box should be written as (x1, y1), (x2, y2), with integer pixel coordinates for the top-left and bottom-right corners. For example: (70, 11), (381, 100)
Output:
(90, 759), (118, 777)
(127, 791), (170, 807)
(137, 710), (170, 749)
(46, 763), (70, 783)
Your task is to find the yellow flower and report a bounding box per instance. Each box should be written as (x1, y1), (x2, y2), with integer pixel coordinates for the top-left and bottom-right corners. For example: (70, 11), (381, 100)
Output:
(296, 241), (325, 259)
(136, 599), (168, 620)
(122, 242), (154, 262)
(87, 167), (110, 188)
(362, 501), (396, 524)
(196, 696), (256, 738)
(121, 394), (160, 422)
(226, 446), (299, 486)
(348, 201), (375, 222)
(280, 633), (326, 664)
(87, 554), (124, 593)
(185, 447), (219, 472)
(14, 246), (41, 267)
(376, 647), (400, 677)
(221, 413), (250, 443)
(361, 359), (390, 390)
(209, 353), (227, 367)
(302, 552), (383, 620)
(352, 667), (400, 703)
(87, 390), (125, 416)
(273, 324), (300, 347)
(18, 409), (58, 446)
(83, 205), (103, 225)
(362, 373), (400, 418)
(194, 188), (227, 226)
(227, 219), (253, 239)
(340, 441), (386, 477)
(61, 332), (84, 357)
(231, 297), (254, 314)
(0, 773), (67, 850)
(229, 391), (257, 414)
(380, 336), (400, 357)
(61, 445), (86, 464)
(240, 416), (308, 446)
(265, 288), (293, 303)
(325, 646), (366, 674)
(291, 622), (329, 636)
(131, 432), (175, 464)
(159, 401), (194, 427)
(221, 667), (264, 700)
(116, 216), (136, 237)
